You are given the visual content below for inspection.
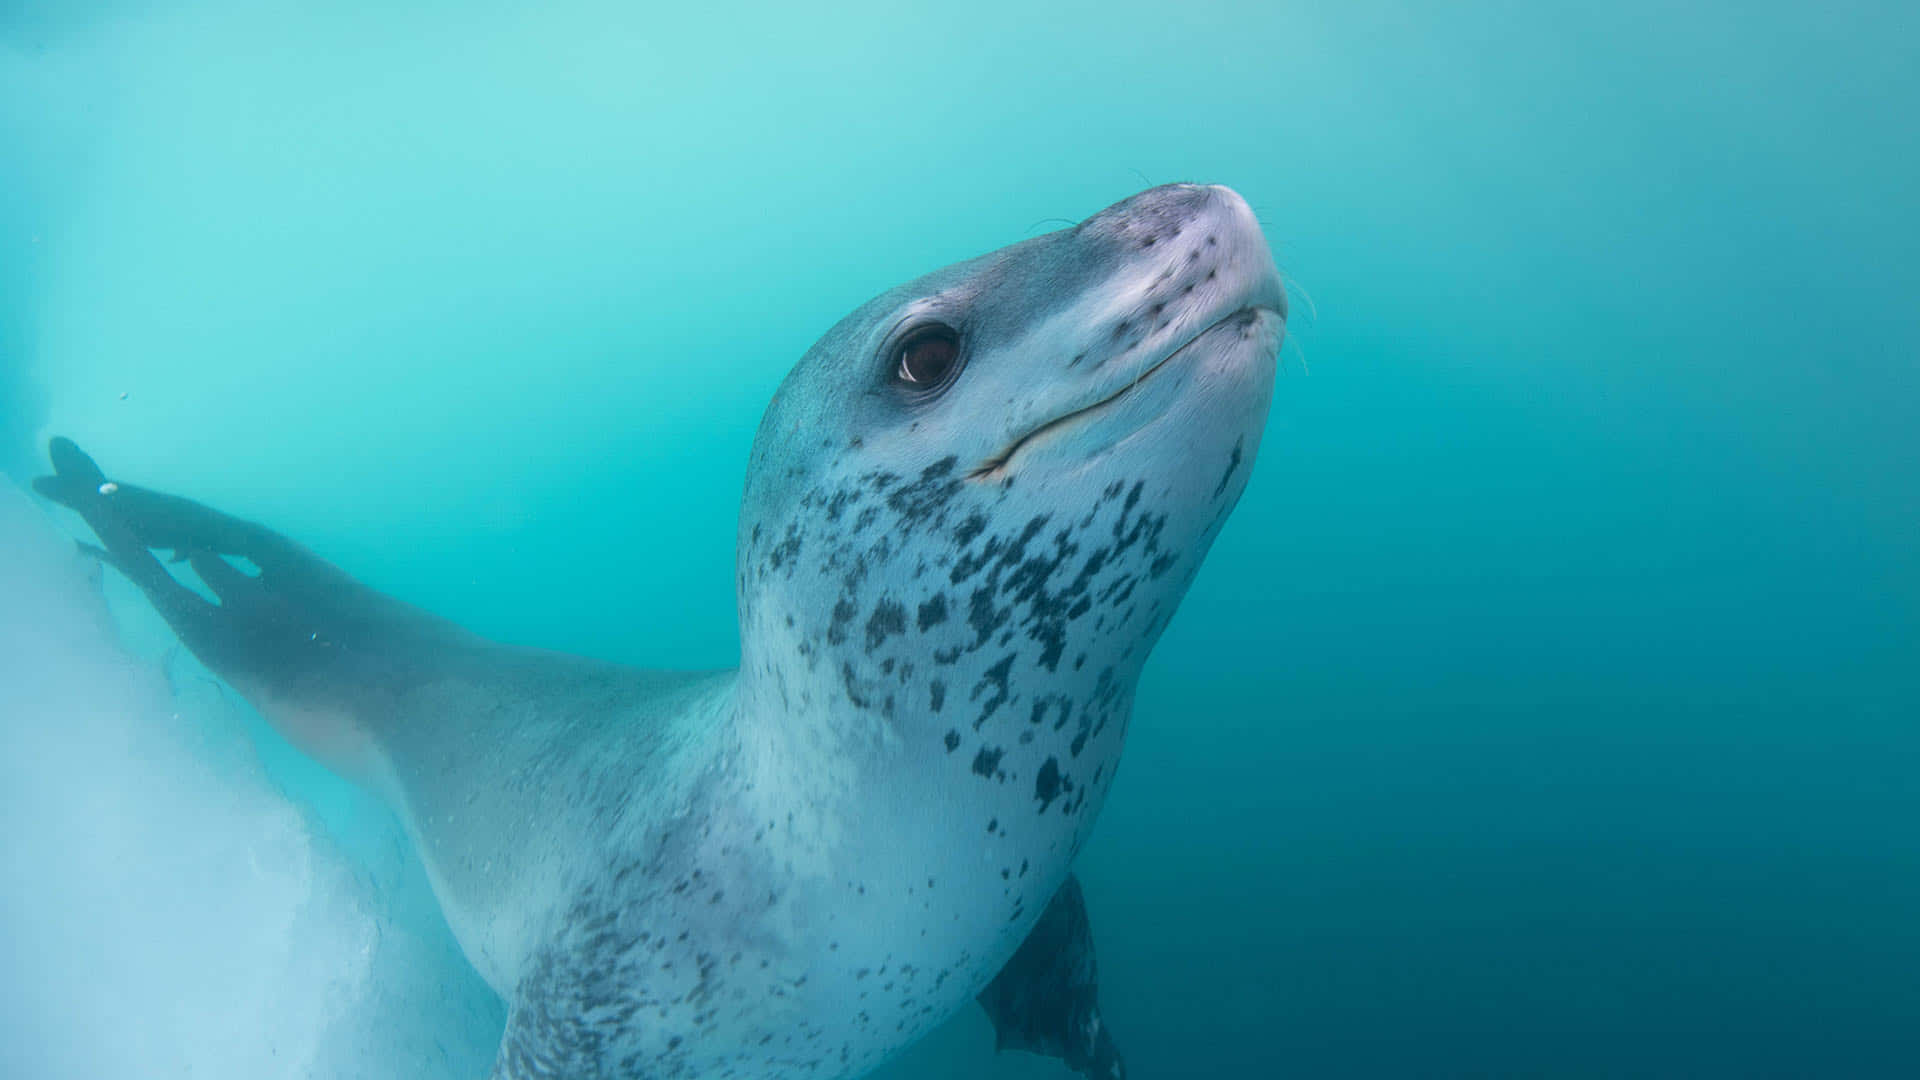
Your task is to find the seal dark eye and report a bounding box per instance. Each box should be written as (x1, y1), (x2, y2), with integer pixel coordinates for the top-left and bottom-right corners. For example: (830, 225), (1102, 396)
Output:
(895, 325), (961, 389)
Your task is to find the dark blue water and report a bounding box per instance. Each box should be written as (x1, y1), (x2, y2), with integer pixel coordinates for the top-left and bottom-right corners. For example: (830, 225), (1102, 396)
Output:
(3, 2), (1915, 1076)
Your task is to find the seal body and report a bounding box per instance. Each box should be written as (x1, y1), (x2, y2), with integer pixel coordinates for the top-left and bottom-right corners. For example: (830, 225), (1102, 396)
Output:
(36, 184), (1285, 1080)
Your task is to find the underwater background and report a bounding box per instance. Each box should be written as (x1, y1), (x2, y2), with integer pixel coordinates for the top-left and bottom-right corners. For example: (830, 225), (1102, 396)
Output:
(2, 1), (1915, 1077)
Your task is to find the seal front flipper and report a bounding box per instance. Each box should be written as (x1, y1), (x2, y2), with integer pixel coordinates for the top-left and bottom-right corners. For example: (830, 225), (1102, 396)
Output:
(33, 436), (476, 782)
(977, 874), (1127, 1080)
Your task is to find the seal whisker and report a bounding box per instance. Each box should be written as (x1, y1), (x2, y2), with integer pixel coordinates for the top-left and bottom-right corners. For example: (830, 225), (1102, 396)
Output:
(1282, 274), (1319, 325)
(1026, 217), (1078, 234)
(1283, 332), (1311, 376)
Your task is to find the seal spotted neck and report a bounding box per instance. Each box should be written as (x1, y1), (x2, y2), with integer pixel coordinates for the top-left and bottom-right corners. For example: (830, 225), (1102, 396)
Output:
(732, 180), (1282, 878)
(35, 183), (1285, 1080)
(717, 181), (1282, 1073)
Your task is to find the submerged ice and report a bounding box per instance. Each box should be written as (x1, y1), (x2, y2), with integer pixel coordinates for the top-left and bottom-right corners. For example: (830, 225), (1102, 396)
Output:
(0, 481), (500, 1080)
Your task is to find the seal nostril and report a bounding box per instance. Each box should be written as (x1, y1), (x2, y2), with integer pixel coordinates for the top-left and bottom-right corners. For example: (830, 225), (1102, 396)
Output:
(1206, 236), (1217, 247)
(1141, 236), (1156, 248)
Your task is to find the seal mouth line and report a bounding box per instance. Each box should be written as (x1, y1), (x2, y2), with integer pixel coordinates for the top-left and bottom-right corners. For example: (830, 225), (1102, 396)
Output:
(969, 306), (1265, 480)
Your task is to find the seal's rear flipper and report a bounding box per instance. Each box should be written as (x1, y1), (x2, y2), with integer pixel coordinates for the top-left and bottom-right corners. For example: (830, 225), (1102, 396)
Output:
(33, 437), (473, 779)
(978, 874), (1126, 1080)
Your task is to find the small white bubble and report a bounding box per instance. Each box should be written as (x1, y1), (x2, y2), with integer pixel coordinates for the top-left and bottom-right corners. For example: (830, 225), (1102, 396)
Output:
(98, 482), (119, 495)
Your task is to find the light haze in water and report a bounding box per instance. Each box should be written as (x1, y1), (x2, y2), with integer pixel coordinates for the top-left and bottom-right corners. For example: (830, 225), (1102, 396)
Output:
(2, 1), (1916, 1077)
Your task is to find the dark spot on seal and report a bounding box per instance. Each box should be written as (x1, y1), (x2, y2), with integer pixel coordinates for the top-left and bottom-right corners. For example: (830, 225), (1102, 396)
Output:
(1213, 436), (1245, 499)
(864, 599), (906, 652)
(828, 597), (857, 646)
(1034, 757), (1065, 811)
(970, 653), (1015, 730)
(886, 456), (962, 528)
(825, 489), (860, 522)
(951, 538), (1003, 585)
(953, 513), (988, 546)
(917, 593), (949, 631)
(929, 679), (946, 712)
(972, 746), (1004, 778)
(943, 729), (961, 752)
(840, 662), (870, 709)
(767, 525), (802, 571)
(967, 586), (1008, 648)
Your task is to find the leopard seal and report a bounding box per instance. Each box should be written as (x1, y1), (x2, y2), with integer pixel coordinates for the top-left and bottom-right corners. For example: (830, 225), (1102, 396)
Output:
(34, 183), (1285, 1079)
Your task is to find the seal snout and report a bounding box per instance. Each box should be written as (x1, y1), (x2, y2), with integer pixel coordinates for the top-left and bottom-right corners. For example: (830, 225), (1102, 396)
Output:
(964, 187), (1283, 481)
(1103, 183), (1286, 327)
(1073, 183), (1285, 396)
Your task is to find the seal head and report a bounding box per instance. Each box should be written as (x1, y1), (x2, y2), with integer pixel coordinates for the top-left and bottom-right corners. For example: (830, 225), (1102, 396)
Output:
(739, 181), (1281, 768)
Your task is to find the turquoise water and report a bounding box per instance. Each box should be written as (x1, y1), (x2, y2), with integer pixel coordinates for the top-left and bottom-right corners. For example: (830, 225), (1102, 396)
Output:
(3, 2), (1916, 1077)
